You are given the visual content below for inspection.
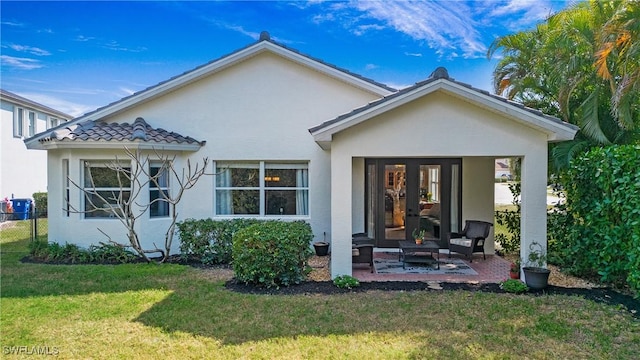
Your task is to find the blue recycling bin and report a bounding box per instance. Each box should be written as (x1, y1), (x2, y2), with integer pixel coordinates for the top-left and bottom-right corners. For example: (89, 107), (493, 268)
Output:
(10, 198), (31, 220)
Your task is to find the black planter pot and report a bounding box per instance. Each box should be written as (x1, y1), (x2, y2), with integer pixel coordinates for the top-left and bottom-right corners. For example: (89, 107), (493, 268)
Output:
(523, 266), (551, 290)
(313, 242), (329, 256)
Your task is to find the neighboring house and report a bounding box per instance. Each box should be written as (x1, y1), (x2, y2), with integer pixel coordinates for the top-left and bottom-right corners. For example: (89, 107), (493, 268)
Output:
(25, 33), (578, 277)
(495, 158), (512, 179)
(1, 89), (72, 201)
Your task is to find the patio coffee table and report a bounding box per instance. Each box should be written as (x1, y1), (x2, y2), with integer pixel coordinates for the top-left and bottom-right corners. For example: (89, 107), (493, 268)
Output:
(399, 240), (440, 269)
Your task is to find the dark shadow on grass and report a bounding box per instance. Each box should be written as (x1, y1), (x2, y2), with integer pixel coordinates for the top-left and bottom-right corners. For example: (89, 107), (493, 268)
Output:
(132, 277), (640, 345)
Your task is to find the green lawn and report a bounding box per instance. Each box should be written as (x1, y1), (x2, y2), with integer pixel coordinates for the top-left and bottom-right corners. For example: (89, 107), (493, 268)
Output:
(1, 220), (639, 359)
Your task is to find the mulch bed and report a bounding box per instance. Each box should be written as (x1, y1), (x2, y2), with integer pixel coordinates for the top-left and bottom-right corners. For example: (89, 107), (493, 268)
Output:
(225, 280), (640, 319)
(19, 255), (639, 319)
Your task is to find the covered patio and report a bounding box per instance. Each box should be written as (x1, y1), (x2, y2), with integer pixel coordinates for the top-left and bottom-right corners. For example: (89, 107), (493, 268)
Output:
(352, 249), (511, 283)
(309, 68), (578, 280)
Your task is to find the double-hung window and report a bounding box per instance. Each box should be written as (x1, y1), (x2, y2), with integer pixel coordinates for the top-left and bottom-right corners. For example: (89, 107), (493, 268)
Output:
(13, 107), (24, 137)
(214, 161), (309, 216)
(149, 162), (170, 218)
(49, 117), (59, 129)
(83, 161), (131, 218)
(27, 111), (36, 137)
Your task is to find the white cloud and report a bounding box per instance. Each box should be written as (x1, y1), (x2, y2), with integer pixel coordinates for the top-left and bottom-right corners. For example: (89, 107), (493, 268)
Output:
(74, 35), (95, 42)
(1, 55), (43, 70)
(17, 92), (94, 118)
(364, 63), (379, 71)
(404, 52), (423, 57)
(103, 40), (147, 53)
(305, 1), (567, 59)
(8, 44), (51, 56)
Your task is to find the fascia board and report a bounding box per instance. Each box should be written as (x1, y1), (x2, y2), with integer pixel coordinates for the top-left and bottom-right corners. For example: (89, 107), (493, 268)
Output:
(313, 80), (578, 145)
(39, 141), (202, 152)
(439, 82), (578, 141)
(263, 43), (394, 96)
(312, 80), (443, 141)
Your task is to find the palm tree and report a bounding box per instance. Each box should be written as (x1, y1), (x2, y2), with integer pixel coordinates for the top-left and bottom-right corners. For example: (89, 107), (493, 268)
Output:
(488, 0), (639, 169)
(595, 0), (640, 132)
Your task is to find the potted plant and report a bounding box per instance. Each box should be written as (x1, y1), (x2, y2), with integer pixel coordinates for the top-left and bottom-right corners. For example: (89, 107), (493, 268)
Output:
(509, 259), (520, 279)
(412, 228), (426, 245)
(313, 241), (329, 256)
(522, 241), (551, 289)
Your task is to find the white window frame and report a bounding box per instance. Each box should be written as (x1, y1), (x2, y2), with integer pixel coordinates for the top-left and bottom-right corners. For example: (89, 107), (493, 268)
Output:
(149, 162), (170, 218)
(82, 160), (132, 219)
(213, 161), (309, 217)
(49, 117), (59, 129)
(63, 159), (70, 217)
(13, 107), (24, 138)
(27, 111), (36, 137)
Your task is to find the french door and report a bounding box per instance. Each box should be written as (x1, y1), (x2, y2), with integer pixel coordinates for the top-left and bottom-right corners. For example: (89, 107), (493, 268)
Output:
(365, 158), (461, 248)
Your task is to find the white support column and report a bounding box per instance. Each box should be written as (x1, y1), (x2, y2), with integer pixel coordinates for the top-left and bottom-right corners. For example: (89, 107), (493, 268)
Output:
(330, 152), (353, 278)
(520, 150), (548, 268)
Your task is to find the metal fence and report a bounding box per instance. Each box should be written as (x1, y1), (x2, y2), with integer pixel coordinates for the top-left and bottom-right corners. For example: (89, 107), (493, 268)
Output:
(0, 204), (47, 242)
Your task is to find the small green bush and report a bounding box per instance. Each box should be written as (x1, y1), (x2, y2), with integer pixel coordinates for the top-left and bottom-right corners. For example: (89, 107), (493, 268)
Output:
(333, 275), (360, 289)
(232, 221), (313, 288)
(29, 241), (138, 264)
(499, 279), (528, 293)
(88, 243), (138, 263)
(494, 182), (521, 254)
(32, 192), (47, 216)
(177, 218), (263, 264)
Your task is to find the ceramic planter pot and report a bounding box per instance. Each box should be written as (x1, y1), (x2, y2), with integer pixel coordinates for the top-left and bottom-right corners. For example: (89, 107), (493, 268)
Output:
(523, 266), (551, 289)
(313, 242), (329, 256)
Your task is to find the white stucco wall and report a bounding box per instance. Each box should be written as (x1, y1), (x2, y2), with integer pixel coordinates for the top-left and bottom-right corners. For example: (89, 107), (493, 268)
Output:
(461, 157), (496, 253)
(329, 91), (550, 277)
(46, 51), (382, 251)
(1, 100), (57, 201)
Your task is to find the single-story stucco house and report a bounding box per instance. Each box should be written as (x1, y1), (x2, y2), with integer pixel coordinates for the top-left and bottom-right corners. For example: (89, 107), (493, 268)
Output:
(25, 32), (578, 278)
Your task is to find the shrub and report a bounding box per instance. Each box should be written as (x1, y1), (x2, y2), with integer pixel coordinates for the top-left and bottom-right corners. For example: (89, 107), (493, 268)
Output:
(333, 275), (360, 289)
(88, 243), (138, 263)
(29, 241), (138, 264)
(494, 182), (521, 254)
(177, 218), (263, 264)
(559, 145), (640, 296)
(32, 192), (47, 216)
(232, 221), (313, 288)
(499, 279), (528, 294)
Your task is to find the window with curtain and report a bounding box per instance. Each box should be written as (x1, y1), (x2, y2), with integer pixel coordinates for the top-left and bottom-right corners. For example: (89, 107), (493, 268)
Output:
(83, 161), (131, 218)
(149, 162), (170, 218)
(214, 161), (309, 216)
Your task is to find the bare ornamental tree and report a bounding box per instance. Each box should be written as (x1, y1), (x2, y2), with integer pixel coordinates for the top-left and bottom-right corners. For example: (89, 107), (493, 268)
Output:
(68, 147), (211, 263)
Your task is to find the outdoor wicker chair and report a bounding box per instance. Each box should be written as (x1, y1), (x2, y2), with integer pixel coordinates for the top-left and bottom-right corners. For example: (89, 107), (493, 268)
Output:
(447, 220), (493, 262)
(352, 244), (374, 272)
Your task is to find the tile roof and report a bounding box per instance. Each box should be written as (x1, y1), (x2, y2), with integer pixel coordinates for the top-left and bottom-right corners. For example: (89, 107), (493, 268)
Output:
(309, 67), (579, 134)
(38, 117), (205, 146)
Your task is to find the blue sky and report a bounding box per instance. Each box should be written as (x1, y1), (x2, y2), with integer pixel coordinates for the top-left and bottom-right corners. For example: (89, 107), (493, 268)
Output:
(1, 1), (572, 117)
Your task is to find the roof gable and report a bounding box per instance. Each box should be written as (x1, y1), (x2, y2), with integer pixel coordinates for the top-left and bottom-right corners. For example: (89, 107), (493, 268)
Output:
(25, 32), (395, 149)
(309, 67), (579, 149)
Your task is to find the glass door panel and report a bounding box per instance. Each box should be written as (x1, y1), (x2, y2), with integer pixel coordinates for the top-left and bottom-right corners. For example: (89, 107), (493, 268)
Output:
(384, 164), (406, 241)
(366, 163), (377, 239)
(418, 165), (441, 240)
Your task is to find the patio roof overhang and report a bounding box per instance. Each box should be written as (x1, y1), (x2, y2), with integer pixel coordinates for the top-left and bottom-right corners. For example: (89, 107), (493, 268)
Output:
(310, 76), (579, 150)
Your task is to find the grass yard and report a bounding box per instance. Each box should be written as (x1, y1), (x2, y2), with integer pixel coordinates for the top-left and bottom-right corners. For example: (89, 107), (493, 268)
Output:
(1, 220), (639, 359)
